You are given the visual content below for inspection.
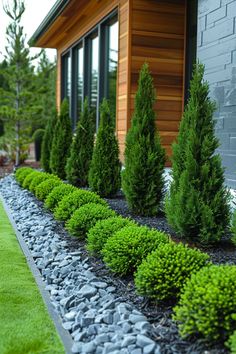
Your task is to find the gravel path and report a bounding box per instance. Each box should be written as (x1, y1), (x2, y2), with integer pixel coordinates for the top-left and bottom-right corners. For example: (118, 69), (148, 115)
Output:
(0, 175), (232, 354)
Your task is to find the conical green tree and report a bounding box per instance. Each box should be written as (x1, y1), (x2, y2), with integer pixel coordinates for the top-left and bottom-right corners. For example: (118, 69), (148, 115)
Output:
(122, 63), (166, 216)
(41, 108), (57, 172)
(89, 98), (121, 197)
(165, 63), (230, 244)
(66, 98), (95, 186)
(50, 99), (72, 179)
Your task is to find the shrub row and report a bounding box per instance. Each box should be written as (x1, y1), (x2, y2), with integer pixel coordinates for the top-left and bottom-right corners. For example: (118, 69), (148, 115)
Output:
(15, 167), (236, 352)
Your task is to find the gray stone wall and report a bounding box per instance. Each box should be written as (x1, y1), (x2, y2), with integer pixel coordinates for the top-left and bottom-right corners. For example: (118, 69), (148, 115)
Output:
(197, 0), (236, 189)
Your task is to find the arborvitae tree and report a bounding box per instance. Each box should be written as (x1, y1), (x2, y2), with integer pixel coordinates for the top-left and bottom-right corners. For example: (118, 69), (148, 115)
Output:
(165, 63), (230, 244)
(122, 63), (166, 216)
(89, 98), (121, 197)
(50, 99), (72, 179)
(41, 109), (57, 172)
(66, 98), (95, 186)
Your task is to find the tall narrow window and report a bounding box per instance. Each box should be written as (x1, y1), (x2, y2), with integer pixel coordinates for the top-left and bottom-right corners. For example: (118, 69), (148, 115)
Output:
(77, 46), (84, 119)
(185, 0), (197, 102)
(90, 35), (99, 110)
(62, 53), (71, 101)
(108, 20), (118, 123)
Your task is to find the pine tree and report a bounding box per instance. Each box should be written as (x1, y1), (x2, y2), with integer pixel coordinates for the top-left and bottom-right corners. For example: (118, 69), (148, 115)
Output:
(41, 109), (57, 172)
(165, 63), (230, 244)
(66, 98), (95, 186)
(50, 99), (72, 179)
(0, 0), (39, 165)
(122, 63), (166, 216)
(89, 98), (121, 197)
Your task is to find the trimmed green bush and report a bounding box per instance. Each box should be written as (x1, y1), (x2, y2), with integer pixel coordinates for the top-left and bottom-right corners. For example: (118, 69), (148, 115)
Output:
(87, 216), (135, 256)
(102, 225), (169, 275)
(15, 167), (33, 185)
(33, 128), (45, 162)
(65, 203), (116, 238)
(22, 171), (41, 190)
(89, 98), (121, 197)
(122, 63), (166, 216)
(66, 98), (95, 187)
(50, 99), (72, 179)
(231, 211), (236, 246)
(165, 63), (230, 244)
(35, 178), (62, 201)
(29, 173), (59, 194)
(41, 109), (57, 172)
(44, 184), (76, 211)
(135, 242), (210, 302)
(173, 264), (236, 341)
(54, 189), (107, 222)
(227, 330), (236, 354)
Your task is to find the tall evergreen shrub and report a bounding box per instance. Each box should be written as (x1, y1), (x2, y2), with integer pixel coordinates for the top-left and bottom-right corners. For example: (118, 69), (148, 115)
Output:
(41, 109), (57, 172)
(66, 98), (95, 186)
(50, 99), (72, 179)
(122, 63), (166, 216)
(88, 98), (121, 197)
(165, 63), (230, 244)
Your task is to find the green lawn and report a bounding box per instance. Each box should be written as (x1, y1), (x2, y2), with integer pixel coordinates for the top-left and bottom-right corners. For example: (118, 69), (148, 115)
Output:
(0, 201), (65, 354)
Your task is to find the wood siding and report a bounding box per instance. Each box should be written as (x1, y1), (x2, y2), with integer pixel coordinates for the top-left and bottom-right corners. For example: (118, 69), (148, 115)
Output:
(129, 0), (186, 164)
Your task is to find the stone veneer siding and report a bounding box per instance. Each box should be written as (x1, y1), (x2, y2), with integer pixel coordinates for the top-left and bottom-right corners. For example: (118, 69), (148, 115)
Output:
(197, 0), (236, 188)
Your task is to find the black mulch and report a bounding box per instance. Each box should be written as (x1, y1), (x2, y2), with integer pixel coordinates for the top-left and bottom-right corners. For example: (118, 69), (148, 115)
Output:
(47, 192), (236, 354)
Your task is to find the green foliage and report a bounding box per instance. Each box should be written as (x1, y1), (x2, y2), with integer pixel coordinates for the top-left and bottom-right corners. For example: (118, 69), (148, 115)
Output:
(15, 167), (33, 185)
(32, 128), (45, 142)
(102, 225), (169, 275)
(44, 183), (76, 211)
(65, 203), (116, 238)
(173, 264), (236, 341)
(165, 63), (230, 244)
(66, 98), (95, 186)
(89, 98), (121, 197)
(227, 330), (236, 354)
(35, 178), (62, 201)
(54, 189), (107, 222)
(87, 217), (135, 256)
(135, 242), (210, 302)
(122, 63), (166, 216)
(50, 99), (72, 179)
(41, 110), (57, 172)
(29, 172), (59, 194)
(22, 170), (41, 190)
(231, 211), (236, 246)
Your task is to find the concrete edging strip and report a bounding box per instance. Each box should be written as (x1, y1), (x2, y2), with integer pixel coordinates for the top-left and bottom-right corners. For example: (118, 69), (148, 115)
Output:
(0, 194), (74, 354)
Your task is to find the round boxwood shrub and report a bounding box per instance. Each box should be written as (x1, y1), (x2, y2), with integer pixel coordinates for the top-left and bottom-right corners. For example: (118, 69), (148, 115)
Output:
(29, 172), (59, 194)
(135, 242), (210, 302)
(227, 329), (236, 354)
(54, 189), (107, 222)
(35, 178), (63, 201)
(65, 203), (116, 239)
(22, 170), (41, 190)
(173, 264), (236, 341)
(102, 225), (169, 275)
(15, 167), (33, 185)
(44, 184), (76, 211)
(87, 216), (135, 256)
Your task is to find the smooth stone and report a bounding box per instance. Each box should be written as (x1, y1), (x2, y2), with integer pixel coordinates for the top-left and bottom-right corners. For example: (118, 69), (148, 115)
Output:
(74, 331), (87, 342)
(134, 321), (151, 332)
(136, 335), (156, 348)
(91, 281), (107, 288)
(129, 314), (147, 324)
(78, 284), (97, 298)
(71, 342), (83, 353)
(65, 311), (77, 321)
(62, 321), (73, 330)
(143, 343), (156, 354)
(131, 349), (142, 354)
(95, 333), (110, 344)
(81, 341), (96, 353)
(121, 335), (136, 347)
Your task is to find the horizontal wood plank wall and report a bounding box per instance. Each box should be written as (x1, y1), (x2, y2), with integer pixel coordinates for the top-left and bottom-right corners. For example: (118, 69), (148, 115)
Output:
(116, 0), (130, 160)
(130, 0), (186, 165)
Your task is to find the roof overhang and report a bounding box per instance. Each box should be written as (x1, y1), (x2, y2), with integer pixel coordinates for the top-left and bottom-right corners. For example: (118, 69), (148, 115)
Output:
(29, 0), (71, 47)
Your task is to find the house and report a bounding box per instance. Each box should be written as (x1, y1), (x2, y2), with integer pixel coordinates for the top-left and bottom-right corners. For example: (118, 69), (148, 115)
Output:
(30, 0), (236, 188)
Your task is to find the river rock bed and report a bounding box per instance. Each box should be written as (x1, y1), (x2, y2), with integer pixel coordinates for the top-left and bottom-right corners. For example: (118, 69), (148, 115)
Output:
(0, 175), (232, 354)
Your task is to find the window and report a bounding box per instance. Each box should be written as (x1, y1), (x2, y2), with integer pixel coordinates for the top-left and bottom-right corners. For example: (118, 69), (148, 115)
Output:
(61, 10), (118, 130)
(77, 46), (83, 119)
(62, 53), (71, 101)
(185, 0), (198, 102)
(108, 20), (118, 123)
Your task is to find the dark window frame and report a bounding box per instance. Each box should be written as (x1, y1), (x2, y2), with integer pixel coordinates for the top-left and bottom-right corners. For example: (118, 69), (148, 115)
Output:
(61, 8), (118, 130)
